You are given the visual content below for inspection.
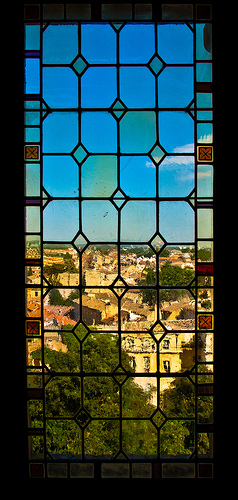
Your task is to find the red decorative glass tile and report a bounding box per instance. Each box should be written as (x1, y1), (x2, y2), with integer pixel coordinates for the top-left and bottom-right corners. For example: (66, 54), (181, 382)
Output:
(197, 263), (214, 275)
(154, 463), (160, 478)
(198, 463), (213, 478)
(30, 463), (44, 478)
(198, 146), (213, 162)
(25, 259), (41, 266)
(26, 320), (40, 335)
(197, 384), (213, 395)
(24, 5), (40, 20)
(196, 82), (213, 92)
(24, 145), (40, 160)
(196, 5), (212, 20)
(198, 314), (213, 330)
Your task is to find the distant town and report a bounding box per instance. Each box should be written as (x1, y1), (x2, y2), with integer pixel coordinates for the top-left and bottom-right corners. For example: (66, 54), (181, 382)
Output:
(26, 241), (213, 395)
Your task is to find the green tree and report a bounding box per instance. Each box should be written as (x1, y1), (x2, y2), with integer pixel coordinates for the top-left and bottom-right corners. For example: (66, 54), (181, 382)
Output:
(197, 248), (211, 261)
(159, 263), (194, 302)
(44, 263), (65, 286)
(139, 268), (157, 306)
(48, 288), (66, 305)
(31, 327), (156, 457)
(29, 329), (212, 458)
(160, 374), (213, 455)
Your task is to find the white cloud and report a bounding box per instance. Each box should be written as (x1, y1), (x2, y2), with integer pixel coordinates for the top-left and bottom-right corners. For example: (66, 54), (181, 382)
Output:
(145, 160), (156, 168)
(172, 143), (194, 154)
(160, 155), (194, 169)
(198, 134), (213, 143)
(197, 171), (211, 179)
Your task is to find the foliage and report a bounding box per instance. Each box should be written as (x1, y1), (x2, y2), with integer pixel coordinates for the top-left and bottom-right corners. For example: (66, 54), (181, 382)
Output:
(29, 326), (211, 458)
(48, 288), (79, 306)
(139, 264), (194, 305)
(197, 248), (211, 261)
(159, 263), (194, 302)
(139, 267), (157, 306)
(44, 255), (77, 286)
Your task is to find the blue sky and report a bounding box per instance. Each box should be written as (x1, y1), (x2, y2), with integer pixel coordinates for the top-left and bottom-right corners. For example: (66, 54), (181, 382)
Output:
(25, 22), (208, 243)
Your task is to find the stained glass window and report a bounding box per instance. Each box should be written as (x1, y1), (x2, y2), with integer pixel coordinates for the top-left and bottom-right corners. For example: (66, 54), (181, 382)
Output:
(24, 2), (214, 479)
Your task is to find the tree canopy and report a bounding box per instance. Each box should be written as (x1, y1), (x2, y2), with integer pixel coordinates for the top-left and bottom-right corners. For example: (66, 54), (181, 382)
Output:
(29, 325), (211, 458)
(139, 264), (194, 305)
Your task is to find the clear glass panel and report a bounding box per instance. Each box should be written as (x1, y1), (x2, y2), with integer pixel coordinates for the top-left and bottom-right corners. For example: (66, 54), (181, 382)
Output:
(135, 3), (152, 20)
(43, 287), (80, 329)
(43, 24), (78, 64)
(43, 156), (79, 197)
(120, 67), (155, 108)
(82, 156), (117, 197)
(25, 235), (41, 258)
(25, 163), (40, 196)
(24, 59), (40, 93)
(84, 377), (120, 415)
(120, 156), (156, 197)
(43, 112), (78, 153)
(43, 3), (64, 20)
(158, 66), (194, 108)
(197, 164), (213, 198)
(25, 206), (40, 233)
(120, 201), (156, 242)
(120, 111), (156, 153)
(81, 67), (117, 108)
(82, 200), (118, 242)
(159, 156), (194, 197)
(159, 112), (194, 153)
(82, 288), (118, 330)
(196, 24), (212, 60)
(121, 288), (157, 330)
(196, 62), (212, 82)
(81, 112), (117, 153)
(102, 3), (132, 20)
(25, 24), (40, 50)
(85, 420), (119, 458)
(120, 244), (156, 284)
(159, 202), (195, 243)
(25, 127), (40, 143)
(122, 420), (157, 457)
(158, 24), (193, 63)
(26, 288), (41, 317)
(24, 111), (40, 125)
(66, 3), (91, 20)
(197, 122), (213, 143)
(43, 67), (78, 108)
(26, 265), (41, 284)
(83, 333), (119, 370)
(162, 4), (193, 20)
(119, 24), (155, 63)
(196, 92), (213, 108)
(43, 200), (79, 241)
(197, 209), (213, 239)
(197, 241), (213, 261)
(43, 243), (79, 286)
(81, 23), (117, 64)
(82, 244), (118, 285)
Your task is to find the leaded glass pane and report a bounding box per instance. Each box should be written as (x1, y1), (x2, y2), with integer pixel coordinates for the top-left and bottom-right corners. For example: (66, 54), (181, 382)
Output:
(24, 2), (215, 479)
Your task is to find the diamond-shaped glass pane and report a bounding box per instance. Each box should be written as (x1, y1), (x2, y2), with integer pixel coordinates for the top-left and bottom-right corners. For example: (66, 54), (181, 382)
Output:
(152, 409), (166, 428)
(75, 408), (91, 428)
(113, 366), (127, 385)
(149, 55), (164, 75)
(112, 99), (126, 110)
(150, 145), (166, 164)
(73, 56), (88, 75)
(150, 234), (166, 252)
(73, 144), (88, 163)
